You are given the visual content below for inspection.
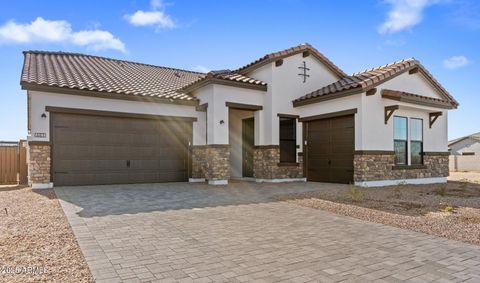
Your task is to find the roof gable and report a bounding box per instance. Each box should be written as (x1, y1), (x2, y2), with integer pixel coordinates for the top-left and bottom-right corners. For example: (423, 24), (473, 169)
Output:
(293, 58), (459, 108)
(236, 43), (347, 78)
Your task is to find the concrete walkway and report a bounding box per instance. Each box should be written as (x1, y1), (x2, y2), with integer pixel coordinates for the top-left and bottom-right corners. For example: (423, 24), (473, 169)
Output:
(55, 181), (480, 283)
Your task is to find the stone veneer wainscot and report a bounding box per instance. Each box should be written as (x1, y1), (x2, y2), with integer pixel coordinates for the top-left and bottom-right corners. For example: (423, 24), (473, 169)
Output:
(353, 151), (449, 182)
(27, 142), (51, 186)
(253, 145), (303, 180)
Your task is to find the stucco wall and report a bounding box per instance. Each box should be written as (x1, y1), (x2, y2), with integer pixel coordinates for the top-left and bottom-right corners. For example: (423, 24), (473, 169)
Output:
(449, 155), (480, 172)
(194, 84), (265, 145)
(362, 73), (449, 153)
(229, 109), (254, 178)
(29, 90), (206, 145)
(379, 72), (445, 100)
(247, 52), (340, 147)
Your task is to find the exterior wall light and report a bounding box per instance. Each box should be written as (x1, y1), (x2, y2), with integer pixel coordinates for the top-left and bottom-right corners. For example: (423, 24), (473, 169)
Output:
(41, 113), (47, 118)
(219, 120), (225, 125)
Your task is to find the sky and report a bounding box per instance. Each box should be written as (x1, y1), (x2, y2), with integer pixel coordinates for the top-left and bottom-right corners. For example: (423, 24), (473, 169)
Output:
(0, 0), (478, 141)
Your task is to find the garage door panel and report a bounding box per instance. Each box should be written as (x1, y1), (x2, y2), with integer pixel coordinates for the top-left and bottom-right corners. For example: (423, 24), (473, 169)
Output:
(306, 114), (354, 184)
(52, 113), (191, 186)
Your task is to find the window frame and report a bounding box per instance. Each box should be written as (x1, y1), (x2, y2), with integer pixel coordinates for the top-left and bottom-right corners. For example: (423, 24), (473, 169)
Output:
(393, 116), (408, 166)
(279, 117), (297, 163)
(410, 118), (424, 165)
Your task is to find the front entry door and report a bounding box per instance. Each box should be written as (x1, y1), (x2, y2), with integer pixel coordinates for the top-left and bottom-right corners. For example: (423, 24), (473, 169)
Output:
(242, 118), (254, 177)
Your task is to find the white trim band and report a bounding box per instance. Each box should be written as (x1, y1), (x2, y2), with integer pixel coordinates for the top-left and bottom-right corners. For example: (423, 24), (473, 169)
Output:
(255, 178), (307, 183)
(208, 179), (228, 185)
(189, 178), (206, 183)
(31, 182), (54, 189)
(355, 177), (447, 188)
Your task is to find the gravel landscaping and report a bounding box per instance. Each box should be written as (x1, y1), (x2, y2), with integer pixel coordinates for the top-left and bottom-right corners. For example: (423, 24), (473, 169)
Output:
(278, 173), (480, 246)
(0, 186), (93, 282)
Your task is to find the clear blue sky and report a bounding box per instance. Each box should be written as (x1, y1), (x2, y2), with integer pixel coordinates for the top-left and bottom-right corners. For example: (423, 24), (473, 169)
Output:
(0, 0), (478, 141)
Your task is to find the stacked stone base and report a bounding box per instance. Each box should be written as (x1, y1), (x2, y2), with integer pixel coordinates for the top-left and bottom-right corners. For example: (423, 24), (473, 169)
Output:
(191, 145), (230, 184)
(27, 142), (52, 189)
(354, 152), (449, 185)
(253, 145), (303, 180)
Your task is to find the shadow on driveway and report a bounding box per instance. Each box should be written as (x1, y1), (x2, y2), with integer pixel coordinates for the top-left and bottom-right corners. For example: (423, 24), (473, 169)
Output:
(51, 181), (346, 218)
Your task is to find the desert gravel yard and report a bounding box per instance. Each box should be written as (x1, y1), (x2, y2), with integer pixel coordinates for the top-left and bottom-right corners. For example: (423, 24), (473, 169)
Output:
(281, 172), (480, 246)
(0, 186), (93, 283)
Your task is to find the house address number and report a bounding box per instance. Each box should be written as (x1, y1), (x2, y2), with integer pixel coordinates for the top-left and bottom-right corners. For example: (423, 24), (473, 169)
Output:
(34, 132), (47, 138)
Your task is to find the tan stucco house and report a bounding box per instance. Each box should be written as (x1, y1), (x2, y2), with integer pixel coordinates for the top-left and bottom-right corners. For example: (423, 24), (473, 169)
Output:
(20, 43), (458, 188)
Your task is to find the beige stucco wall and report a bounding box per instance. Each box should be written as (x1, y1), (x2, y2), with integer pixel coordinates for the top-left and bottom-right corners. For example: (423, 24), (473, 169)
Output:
(247, 52), (340, 147)
(194, 84), (265, 145)
(29, 90), (206, 145)
(379, 72), (445, 100)
(362, 72), (449, 153)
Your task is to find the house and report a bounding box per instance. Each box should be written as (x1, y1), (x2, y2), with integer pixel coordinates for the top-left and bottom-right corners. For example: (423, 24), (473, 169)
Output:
(449, 133), (480, 155)
(20, 43), (458, 188)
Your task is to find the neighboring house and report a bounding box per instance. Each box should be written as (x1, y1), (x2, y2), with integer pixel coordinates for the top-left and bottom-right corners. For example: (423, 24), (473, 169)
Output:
(20, 43), (458, 188)
(449, 133), (480, 155)
(448, 133), (480, 172)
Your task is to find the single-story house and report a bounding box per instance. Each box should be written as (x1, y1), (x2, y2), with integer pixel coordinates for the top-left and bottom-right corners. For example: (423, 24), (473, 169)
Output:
(449, 132), (480, 155)
(20, 43), (458, 188)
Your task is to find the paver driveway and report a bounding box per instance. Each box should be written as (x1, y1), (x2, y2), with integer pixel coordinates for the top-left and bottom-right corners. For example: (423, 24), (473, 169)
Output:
(55, 181), (480, 283)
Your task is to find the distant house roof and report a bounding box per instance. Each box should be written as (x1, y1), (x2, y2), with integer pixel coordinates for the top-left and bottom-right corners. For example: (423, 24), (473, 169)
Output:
(449, 132), (480, 147)
(180, 70), (267, 93)
(21, 51), (205, 104)
(235, 43), (347, 78)
(293, 58), (459, 108)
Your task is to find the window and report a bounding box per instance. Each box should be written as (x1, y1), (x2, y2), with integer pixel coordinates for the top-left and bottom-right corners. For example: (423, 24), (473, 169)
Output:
(393, 116), (408, 165)
(410, 118), (423, 165)
(279, 117), (296, 163)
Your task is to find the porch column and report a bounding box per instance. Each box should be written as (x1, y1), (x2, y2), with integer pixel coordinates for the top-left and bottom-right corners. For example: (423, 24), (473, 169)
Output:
(204, 99), (230, 185)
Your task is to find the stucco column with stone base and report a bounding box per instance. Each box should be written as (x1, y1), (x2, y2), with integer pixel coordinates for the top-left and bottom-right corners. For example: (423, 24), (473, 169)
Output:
(27, 142), (53, 189)
(191, 145), (230, 185)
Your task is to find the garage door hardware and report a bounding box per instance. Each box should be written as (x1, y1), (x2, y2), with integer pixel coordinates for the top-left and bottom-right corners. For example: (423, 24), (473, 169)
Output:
(126, 160), (131, 168)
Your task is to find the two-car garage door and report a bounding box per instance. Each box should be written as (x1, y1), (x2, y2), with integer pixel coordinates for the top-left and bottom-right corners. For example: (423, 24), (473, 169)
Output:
(304, 114), (355, 184)
(51, 112), (192, 186)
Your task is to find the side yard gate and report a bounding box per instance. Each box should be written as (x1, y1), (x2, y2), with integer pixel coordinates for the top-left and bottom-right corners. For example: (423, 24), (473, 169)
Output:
(0, 141), (28, 185)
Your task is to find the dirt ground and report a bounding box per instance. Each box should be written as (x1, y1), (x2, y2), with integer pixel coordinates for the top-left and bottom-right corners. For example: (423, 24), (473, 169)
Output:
(280, 172), (480, 246)
(0, 186), (93, 283)
(449, 171), (480, 183)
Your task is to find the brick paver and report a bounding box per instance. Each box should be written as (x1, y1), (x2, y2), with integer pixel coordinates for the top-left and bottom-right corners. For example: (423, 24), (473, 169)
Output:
(55, 181), (480, 283)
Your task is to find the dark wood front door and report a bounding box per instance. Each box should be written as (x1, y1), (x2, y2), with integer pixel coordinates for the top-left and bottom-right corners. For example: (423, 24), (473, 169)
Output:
(305, 115), (354, 183)
(51, 113), (192, 186)
(242, 117), (254, 177)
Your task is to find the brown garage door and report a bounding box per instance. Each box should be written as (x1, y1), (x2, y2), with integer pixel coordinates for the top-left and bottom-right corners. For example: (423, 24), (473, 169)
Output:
(305, 115), (354, 183)
(51, 112), (192, 186)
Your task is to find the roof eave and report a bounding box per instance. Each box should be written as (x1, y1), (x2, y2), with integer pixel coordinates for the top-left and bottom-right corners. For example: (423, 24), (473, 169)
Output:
(292, 87), (364, 108)
(181, 78), (267, 94)
(21, 82), (199, 106)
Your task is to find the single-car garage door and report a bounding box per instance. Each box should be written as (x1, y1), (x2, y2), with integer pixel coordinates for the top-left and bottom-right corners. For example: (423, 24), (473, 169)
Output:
(304, 114), (354, 183)
(51, 111), (193, 186)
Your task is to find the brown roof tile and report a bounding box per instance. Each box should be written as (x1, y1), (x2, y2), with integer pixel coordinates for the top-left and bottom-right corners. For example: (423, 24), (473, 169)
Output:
(293, 58), (459, 107)
(180, 70), (267, 93)
(21, 51), (205, 101)
(235, 43), (347, 78)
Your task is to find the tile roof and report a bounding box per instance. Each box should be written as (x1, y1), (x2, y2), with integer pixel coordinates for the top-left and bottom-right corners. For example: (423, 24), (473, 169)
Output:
(236, 43), (347, 78)
(293, 58), (458, 107)
(180, 70), (267, 93)
(449, 132), (480, 146)
(21, 51), (205, 102)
